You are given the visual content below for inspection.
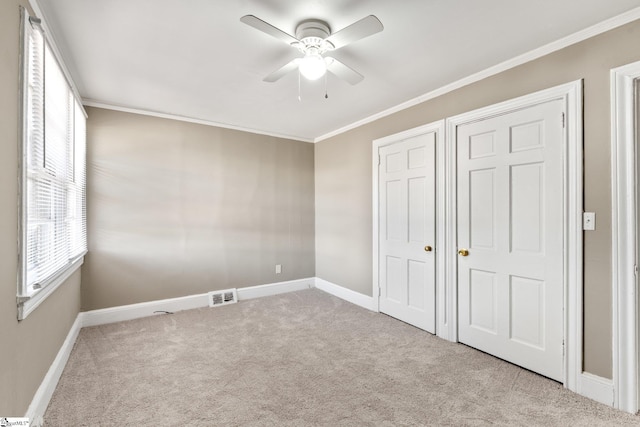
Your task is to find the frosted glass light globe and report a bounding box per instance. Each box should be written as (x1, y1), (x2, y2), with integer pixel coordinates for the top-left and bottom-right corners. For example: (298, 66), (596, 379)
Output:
(299, 52), (327, 80)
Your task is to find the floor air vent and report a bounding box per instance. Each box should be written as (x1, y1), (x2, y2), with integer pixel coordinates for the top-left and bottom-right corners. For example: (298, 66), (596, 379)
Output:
(208, 289), (238, 307)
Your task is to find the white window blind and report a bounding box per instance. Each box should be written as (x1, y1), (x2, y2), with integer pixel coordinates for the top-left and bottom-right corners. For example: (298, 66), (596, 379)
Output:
(19, 9), (87, 319)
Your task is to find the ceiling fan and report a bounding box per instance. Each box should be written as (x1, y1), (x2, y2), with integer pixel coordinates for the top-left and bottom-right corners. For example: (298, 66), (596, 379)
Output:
(240, 14), (383, 85)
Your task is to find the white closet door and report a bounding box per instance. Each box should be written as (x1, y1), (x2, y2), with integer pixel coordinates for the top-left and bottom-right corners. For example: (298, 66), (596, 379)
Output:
(457, 99), (564, 381)
(379, 132), (436, 333)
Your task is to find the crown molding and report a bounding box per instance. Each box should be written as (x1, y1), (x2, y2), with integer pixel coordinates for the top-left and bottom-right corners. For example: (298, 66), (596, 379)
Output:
(82, 100), (315, 143)
(314, 6), (640, 143)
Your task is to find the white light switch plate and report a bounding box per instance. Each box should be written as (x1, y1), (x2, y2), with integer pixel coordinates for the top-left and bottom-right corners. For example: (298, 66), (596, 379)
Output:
(583, 212), (596, 231)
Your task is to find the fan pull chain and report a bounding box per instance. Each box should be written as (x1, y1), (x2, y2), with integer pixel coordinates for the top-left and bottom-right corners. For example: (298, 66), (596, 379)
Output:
(298, 70), (302, 102)
(324, 72), (328, 99)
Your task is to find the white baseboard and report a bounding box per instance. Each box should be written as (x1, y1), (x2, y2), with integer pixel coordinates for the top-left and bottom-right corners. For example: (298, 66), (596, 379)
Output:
(579, 372), (615, 407)
(81, 293), (210, 327)
(80, 278), (316, 328)
(25, 315), (83, 426)
(314, 278), (376, 311)
(237, 278), (315, 300)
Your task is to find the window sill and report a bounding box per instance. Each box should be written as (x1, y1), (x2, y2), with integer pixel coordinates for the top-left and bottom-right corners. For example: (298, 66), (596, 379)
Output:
(17, 253), (85, 320)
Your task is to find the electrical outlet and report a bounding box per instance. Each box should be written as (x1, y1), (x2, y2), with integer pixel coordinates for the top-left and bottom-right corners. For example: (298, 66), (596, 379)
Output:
(583, 212), (596, 231)
(275, 264), (282, 274)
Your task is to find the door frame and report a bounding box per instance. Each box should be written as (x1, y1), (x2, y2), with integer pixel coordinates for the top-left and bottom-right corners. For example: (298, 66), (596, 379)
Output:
(372, 120), (446, 329)
(444, 80), (583, 392)
(611, 61), (640, 414)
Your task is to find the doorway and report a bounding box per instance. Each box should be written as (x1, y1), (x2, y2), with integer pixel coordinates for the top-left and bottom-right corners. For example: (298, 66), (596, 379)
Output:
(611, 60), (640, 414)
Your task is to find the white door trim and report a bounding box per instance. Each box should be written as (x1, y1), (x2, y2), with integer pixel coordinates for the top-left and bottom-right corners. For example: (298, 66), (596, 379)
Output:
(372, 121), (446, 327)
(444, 80), (583, 392)
(611, 61), (640, 414)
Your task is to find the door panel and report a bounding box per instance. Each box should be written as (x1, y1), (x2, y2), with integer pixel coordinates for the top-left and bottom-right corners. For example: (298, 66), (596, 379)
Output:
(510, 275), (544, 349)
(470, 168), (496, 249)
(386, 180), (402, 240)
(386, 255), (403, 303)
(510, 163), (544, 253)
(457, 99), (564, 382)
(408, 177), (427, 241)
(379, 132), (436, 333)
(469, 269), (498, 334)
(408, 260), (426, 309)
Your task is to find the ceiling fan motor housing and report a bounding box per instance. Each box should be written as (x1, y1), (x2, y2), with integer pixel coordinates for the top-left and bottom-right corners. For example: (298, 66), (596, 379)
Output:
(294, 19), (334, 53)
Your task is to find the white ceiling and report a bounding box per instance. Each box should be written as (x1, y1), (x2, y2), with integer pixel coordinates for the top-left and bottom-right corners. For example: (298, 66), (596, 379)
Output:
(37, 0), (640, 142)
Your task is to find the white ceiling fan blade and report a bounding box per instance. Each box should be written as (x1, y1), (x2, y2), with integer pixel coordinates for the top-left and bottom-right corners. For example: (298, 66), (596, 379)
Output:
(325, 57), (364, 85)
(240, 15), (299, 46)
(264, 59), (300, 82)
(325, 15), (383, 50)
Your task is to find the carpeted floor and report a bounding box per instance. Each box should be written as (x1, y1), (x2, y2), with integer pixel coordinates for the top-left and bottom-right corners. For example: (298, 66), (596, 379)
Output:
(45, 289), (640, 426)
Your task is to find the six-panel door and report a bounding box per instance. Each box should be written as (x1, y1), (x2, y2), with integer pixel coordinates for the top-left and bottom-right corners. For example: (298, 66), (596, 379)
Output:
(379, 132), (436, 333)
(456, 100), (565, 381)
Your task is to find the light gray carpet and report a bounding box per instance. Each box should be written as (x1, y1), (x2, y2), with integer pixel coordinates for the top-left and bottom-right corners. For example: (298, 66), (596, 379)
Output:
(45, 289), (639, 426)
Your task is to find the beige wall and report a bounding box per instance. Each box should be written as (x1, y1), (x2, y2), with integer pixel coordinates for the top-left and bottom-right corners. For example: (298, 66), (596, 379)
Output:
(0, 1), (82, 416)
(2, 3), (636, 413)
(316, 19), (640, 379)
(82, 107), (315, 310)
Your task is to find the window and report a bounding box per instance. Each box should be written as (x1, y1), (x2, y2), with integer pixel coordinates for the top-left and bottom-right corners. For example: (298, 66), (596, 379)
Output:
(18, 9), (87, 320)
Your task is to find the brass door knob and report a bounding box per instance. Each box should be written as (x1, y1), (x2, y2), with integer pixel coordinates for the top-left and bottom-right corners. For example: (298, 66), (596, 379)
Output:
(458, 249), (469, 256)
(424, 245), (433, 252)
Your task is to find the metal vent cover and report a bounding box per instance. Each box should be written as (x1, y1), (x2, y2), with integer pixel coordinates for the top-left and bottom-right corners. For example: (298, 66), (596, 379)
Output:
(208, 288), (238, 307)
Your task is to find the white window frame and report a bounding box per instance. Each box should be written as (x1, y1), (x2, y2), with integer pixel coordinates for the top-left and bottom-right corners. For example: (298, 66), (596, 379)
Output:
(17, 7), (87, 320)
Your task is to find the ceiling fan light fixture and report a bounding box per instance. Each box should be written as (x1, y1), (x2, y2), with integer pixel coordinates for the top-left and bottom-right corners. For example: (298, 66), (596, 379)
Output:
(298, 50), (327, 80)
(241, 14), (383, 85)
